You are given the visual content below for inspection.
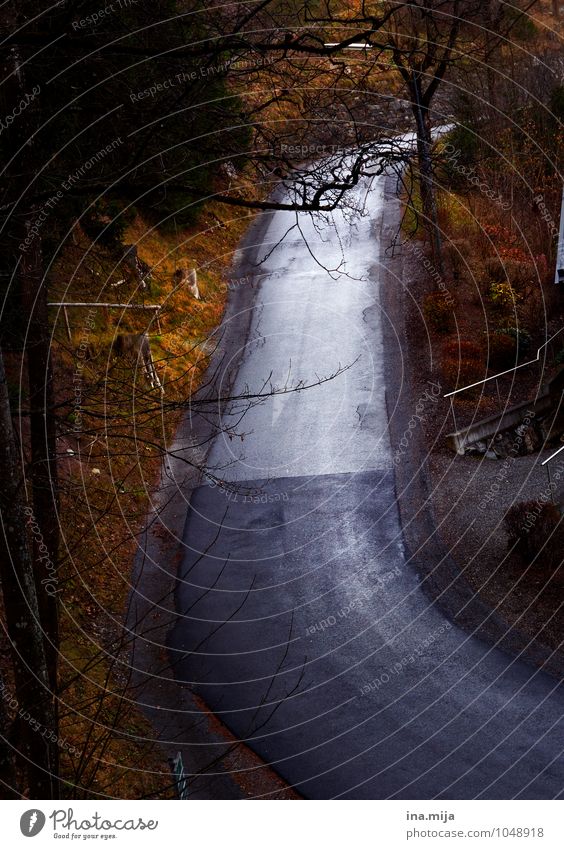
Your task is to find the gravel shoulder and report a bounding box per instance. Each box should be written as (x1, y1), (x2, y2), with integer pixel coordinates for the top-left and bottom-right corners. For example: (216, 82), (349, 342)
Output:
(380, 173), (564, 680)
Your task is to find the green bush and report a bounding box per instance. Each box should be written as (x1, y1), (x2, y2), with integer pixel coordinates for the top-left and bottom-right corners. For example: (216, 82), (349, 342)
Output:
(500, 326), (531, 356)
(488, 280), (515, 308)
(487, 281), (522, 320)
(80, 199), (136, 251)
(504, 6), (537, 40)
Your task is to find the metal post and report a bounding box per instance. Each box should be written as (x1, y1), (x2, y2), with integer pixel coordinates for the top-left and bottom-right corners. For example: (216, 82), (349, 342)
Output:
(169, 751), (190, 799)
(542, 443), (564, 505)
(63, 306), (72, 342)
(450, 396), (457, 433)
(546, 461), (555, 503)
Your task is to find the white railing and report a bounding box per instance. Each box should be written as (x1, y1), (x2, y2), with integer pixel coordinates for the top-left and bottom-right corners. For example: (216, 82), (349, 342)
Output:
(444, 327), (564, 399)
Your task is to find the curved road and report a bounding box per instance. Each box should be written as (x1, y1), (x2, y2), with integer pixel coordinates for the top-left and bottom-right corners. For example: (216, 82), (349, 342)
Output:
(169, 171), (564, 799)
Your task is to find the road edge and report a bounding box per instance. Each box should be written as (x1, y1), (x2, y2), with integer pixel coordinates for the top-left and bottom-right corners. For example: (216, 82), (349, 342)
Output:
(127, 206), (302, 799)
(379, 173), (564, 681)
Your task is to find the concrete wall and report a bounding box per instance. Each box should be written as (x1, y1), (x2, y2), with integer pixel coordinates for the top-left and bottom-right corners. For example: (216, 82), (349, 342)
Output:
(446, 368), (564, 455)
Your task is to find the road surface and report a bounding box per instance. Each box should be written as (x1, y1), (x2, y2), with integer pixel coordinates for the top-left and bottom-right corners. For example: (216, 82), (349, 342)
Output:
(169, 171), (564, 799)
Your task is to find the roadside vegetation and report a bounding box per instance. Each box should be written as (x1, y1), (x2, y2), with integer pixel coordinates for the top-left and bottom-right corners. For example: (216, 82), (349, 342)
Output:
(0, 0), (558, 799)
(401, 1), (564, 655)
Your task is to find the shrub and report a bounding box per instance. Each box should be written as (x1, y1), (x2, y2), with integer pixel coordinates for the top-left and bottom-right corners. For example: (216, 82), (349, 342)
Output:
(440, 126), (477, 190)
(487, 332), (517, 370)
(500, 326), (531, 357)
(503, 259), (533, 291)
(443, 339), (483, 360)
(442, 357), (483, 388)
(504, 501), (564, 569)
(442, 338), (484, 387)
(443, 240), (470, 281)
(486, 326), (531, 372)
(483, 257), (505, 285)
(488, 280), (520, 313)
(551, 85), (564, 123)
(424, 292), (453, 333)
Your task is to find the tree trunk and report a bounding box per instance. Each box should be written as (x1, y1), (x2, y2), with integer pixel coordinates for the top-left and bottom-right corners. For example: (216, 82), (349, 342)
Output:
(0, 347), (58, 798)
(19, 225), (60, 694)
(0, 674), (18, 798)
(409, 75), (444, 273)
(2, 1), (60, 697)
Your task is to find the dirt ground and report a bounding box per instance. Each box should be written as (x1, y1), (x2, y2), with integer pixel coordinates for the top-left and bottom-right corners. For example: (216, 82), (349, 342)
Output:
(394, 222), (564, 665)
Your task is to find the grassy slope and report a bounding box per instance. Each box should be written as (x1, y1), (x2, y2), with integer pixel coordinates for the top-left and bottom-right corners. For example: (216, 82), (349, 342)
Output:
(44, 199), (256, 798)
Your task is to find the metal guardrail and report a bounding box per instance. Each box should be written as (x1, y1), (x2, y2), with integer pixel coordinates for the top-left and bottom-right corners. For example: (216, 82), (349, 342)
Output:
(541, 388), (564, 468)
(48, 301), (164, 339)
(542, 442), (564, 467)
(323, 42), (371, 49)
(48, 302), (162, 309)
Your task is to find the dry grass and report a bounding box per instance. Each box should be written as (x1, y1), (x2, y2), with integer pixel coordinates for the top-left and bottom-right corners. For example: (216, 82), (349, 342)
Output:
(40, 200), (258, 798)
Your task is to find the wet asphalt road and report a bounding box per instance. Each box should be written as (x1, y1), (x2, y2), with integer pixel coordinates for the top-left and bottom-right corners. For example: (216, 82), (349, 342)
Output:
(169, 173), (564, 799)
